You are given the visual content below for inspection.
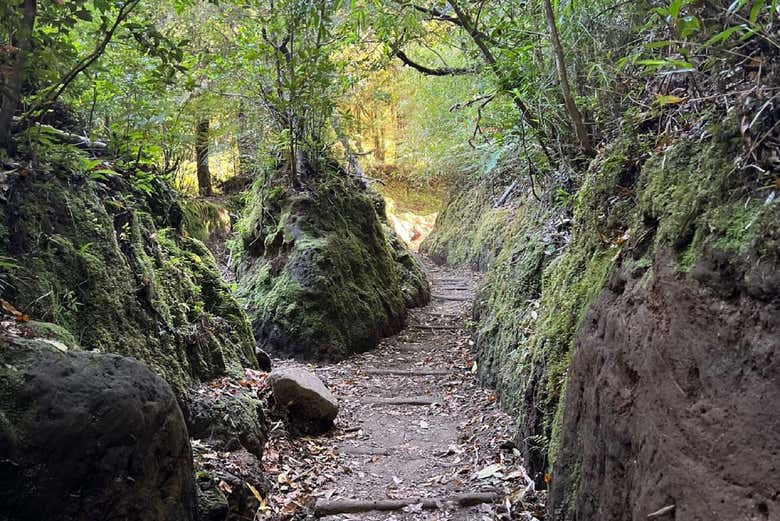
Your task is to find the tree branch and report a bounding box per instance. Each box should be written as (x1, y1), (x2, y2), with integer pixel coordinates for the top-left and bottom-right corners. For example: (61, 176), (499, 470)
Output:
(394, 49), (476, 76)
(22, 0), (141, 124)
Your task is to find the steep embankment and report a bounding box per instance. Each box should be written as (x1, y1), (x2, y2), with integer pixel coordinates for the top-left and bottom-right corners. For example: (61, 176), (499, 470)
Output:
(0, 168), (257, 395)
(422, 120), (780, 519)
(233, 174), (430, 360)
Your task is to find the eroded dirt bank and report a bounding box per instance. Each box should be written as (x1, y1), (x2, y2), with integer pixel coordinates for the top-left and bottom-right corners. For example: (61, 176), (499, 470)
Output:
(421, 120), (780, 520)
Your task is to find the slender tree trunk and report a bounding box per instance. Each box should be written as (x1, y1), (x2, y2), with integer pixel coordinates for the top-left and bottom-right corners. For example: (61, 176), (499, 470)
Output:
(332, 113), (365, 180)
(237, 108), (257, 178)
(447, 0), (555, 166)
(542, 0), (594, 156)
(196, 118), (213, 196)
(0, 0), (37, 150)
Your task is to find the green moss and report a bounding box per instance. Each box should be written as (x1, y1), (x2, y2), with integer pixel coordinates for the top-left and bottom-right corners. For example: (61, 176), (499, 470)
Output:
(233, 174), (429, 360)
(25, 321), (79, 347)
(0, 170), (256, 396)
(180, 198), (232, 246)
(421, 179), (511, 269)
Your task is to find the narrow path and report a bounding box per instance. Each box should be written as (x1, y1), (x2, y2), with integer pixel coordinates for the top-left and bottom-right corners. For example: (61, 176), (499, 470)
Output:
(295, 259), (538, 520)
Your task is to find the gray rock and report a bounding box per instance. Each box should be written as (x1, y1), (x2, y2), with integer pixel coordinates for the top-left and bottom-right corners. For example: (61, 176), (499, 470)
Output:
(255, 347), (273, 372)
(268, 368), (339, 434)
(195, 472), (228, 521)
(188, 388), (268, 457)
(0, 332), (196, 521)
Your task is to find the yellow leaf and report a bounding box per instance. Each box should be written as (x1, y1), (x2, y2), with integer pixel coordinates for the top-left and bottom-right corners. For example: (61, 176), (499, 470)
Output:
(656, 94), (685, 106)
(246, 482), (263, 504)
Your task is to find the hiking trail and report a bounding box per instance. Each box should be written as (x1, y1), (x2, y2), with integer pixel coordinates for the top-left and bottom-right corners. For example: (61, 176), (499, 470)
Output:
(265, 259), (543, 520)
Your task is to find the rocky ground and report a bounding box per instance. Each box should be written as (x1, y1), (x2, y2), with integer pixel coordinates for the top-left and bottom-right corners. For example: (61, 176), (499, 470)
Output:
(194, 259), (545, 520)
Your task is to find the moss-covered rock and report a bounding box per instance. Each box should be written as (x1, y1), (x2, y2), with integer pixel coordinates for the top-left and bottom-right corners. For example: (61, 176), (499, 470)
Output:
(233, 174), (429, 360)
(0, 329), (196, 521)
(180, 197), (234, 251)
(188, 387), (267, 457)
(420, 178), (510, 270)
(0, 169), (257, 395)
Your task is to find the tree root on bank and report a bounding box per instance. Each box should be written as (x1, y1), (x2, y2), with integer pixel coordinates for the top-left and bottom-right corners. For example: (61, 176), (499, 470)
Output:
(314, 492), (503, 516)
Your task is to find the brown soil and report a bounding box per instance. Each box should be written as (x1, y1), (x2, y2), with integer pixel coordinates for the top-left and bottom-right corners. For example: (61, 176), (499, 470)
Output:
(549, 252), (780, 521)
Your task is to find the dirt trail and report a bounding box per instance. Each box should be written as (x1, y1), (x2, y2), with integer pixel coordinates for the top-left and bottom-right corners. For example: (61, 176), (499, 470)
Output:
(290, 259), (540, 520)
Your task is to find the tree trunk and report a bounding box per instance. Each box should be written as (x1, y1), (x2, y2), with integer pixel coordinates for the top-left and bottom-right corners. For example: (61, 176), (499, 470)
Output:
(237, 108), (256, 178)
(542, 0), (594, 156)
(195, 118), (213, 196)
(447, 0), (555, 166)
(0, 0), (37, 150)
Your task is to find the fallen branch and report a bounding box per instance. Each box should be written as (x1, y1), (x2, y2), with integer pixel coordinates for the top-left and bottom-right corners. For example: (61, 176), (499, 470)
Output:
(408, 324), (461, 330)
(314, 492), (502, 516)
(361, 368), (450, 376)
(647, 505), (675, 519)
(362, 396), (440, 406)
(431, 294), (471, 302)
(494, 178), (519, 208)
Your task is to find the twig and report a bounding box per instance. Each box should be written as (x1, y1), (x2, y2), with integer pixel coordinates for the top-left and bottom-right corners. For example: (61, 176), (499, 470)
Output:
(647, 505), (675, 519)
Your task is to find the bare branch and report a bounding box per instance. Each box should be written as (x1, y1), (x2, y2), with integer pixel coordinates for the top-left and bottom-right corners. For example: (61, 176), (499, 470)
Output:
(394, 49), (476, 76)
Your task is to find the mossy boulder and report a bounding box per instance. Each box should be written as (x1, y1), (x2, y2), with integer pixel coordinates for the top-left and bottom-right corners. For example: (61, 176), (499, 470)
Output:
(420, 178), (510, 270)
(233, 174), (429, 360)
(180, 197), (234, 252)
(0, 169), (257, 395)
(0, 329), (196, 521)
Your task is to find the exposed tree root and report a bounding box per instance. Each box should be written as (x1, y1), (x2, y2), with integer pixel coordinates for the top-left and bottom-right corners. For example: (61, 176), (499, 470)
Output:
(362, 396), (440, 405)
(361, 368), (450, 376)
(314, 492), (503, 516)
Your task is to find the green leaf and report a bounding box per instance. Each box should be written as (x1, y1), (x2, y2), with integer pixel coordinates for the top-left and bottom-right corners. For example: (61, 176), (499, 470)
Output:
(750, 0), (766, 22)
(704, 25), (745, 45)
(656, 94), (685, 106)
(676, 15), (701, 38)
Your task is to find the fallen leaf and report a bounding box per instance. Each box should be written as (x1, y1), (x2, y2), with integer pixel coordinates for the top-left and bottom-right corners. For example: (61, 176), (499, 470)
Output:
(1, 299), (23, 317)
(246, 482), (263, 503)
(656, 94), (685, 106)
(477, 463), (503, 479)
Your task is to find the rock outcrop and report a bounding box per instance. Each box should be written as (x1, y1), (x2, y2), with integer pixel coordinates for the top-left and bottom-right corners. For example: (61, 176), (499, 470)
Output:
(188, 388), (268, 457)
(269, 367), (339, 434)
(233, 174), (429, 360)
(0, 330), (196, 521)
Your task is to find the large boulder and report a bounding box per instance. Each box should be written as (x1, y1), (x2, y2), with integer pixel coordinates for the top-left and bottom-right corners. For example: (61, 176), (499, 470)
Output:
(0, 331), (196, 521)
(268, 368), (339, 434)
(233, 175), (429, 361)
